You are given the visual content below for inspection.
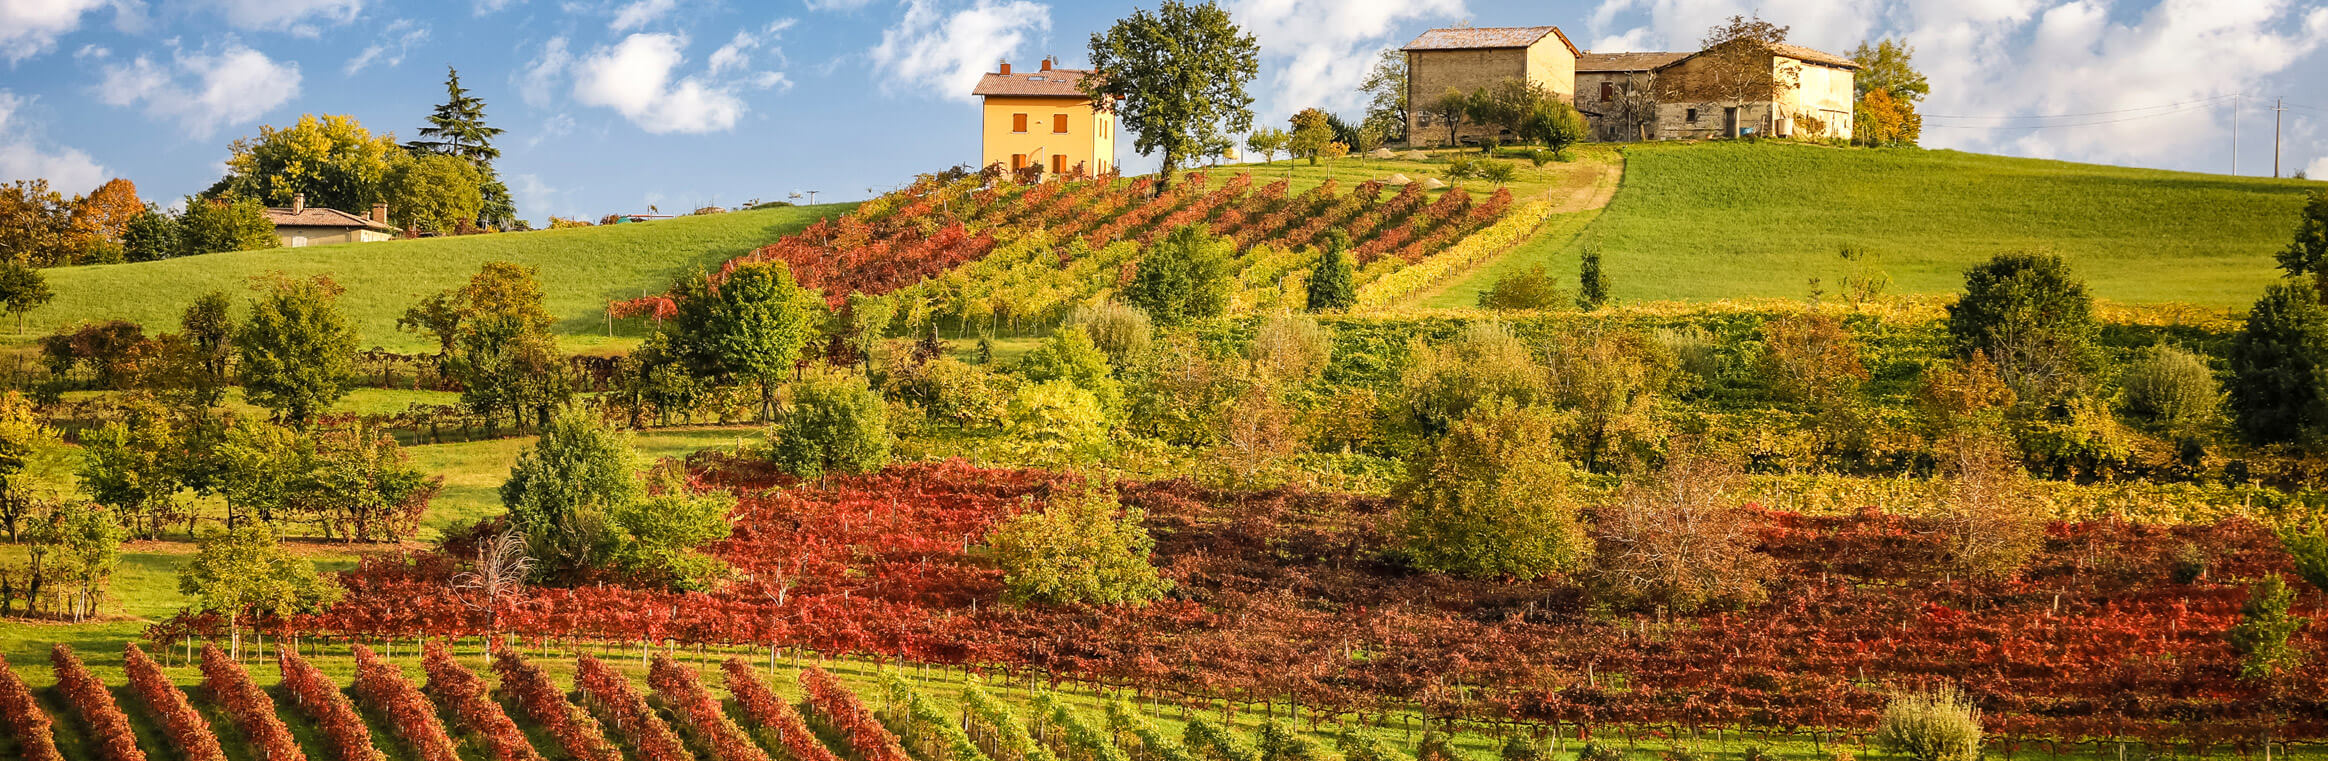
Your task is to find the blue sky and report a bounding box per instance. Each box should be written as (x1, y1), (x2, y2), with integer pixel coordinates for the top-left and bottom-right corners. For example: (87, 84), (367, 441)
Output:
(2, 0), (2325, 226)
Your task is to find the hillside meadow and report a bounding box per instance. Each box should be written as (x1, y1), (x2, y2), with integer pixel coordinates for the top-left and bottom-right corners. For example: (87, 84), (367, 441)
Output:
(1516, 141), (2323, 309)
(20, 203), (854, 354)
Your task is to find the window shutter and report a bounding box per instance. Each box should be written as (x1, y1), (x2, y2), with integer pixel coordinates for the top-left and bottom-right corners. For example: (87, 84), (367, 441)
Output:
(1013, 113), (1028, 132)
(1053, 114), (1068, 133)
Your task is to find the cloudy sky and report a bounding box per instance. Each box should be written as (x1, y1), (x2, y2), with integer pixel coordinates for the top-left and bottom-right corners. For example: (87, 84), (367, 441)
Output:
(1, 0), (2324, 225)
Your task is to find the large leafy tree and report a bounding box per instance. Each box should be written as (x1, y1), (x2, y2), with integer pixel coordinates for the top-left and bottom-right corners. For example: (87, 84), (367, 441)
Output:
(384, 153), (485, 234)
(406, 67), (517, 229)
(209, 114), (402, 212)
(1944, 252), (2099, 404)
(235, 274), (358, 425)
(2229, 282), (2328, 446)
(1396, 399), (1590, 580)
(668, 262), (822, 420)
(989, 482), (1170, 606)
(2276, 191), (2328, 293)
(0, 179), (77, 266)
(179, 197), (278, 255)
(1357, 48), (1407, 143)
(1851, 39), (1928, 146)
(1082, 0), (1260, 193)
(70, 178), (143, 245)
(178, 524), (342, 657)
(433, 262), (568, 432)
(122, 207), (180, 262)
(1124, 225), (1233, 325)
(1668, 14), (1796, 138)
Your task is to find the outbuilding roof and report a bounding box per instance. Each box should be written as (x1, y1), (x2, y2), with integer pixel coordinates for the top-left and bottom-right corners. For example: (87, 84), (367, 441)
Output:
(1402, 26), (1581, 58)
(1575, 51), (1689, 72)
(1770, 43), (1860, 70)
(972, 67), (1097, 98)
(264, 206), (397, 232)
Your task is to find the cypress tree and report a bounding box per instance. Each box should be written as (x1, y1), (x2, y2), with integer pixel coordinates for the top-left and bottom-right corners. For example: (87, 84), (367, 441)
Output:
(1577, 248), (1609, 310)
(1305, 230), (1356, 312)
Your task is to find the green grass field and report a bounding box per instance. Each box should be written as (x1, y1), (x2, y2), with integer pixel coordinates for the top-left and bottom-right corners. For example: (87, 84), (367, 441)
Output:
(1527, 141), (2324, 309)
(21, 203), (853, 354)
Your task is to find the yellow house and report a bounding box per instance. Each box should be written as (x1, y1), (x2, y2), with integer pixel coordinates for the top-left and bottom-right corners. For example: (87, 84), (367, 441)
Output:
(974, 58), (1118, 178)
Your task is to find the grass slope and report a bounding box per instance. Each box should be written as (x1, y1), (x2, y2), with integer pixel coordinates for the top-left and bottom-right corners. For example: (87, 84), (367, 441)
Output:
(1553, 141), (2323, 308)
(25, 203), (853, 354)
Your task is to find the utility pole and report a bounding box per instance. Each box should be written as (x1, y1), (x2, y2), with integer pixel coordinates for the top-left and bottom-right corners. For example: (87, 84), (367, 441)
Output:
(2273, 97), (2289, 178)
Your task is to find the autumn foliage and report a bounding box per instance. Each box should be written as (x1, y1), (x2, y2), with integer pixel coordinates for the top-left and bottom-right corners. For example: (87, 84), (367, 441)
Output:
(50, 644), (146, 761)
(351, 645), (460, 761)
(200, 644), (306, 761)
(573, 654), (691, 761)
(493, 650), (621, 761)
(647, 654), (772, 761)
(0, 652), (63, 761)
(422, 643), (541, 761)
(722, 658), (843, 761)
(125, 644), (228, 761)
(279, 648), (383, 761)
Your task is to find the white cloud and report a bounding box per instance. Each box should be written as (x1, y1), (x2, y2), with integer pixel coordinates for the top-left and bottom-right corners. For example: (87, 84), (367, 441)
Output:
(519, 37), (573, 108)
(571, 33), (747, 133)
(475, 0), (521, 13)
(206, 0), (364, 34)
(709, 18), (797, 76)
(97, 43), (300, 138)
(0, 91), (108, 190)
(1232, 0), (1465, 123)
(805, 0), (874, 10)
(609, 0), (676, 31)
(0, 0), (114, 63)
(510, 172), (568, 224)
(344, 19), (429, 75)
(1583, 0), (1878, 54)
(869, 0), (1050, 103)
(2309, 156), (2327, 180)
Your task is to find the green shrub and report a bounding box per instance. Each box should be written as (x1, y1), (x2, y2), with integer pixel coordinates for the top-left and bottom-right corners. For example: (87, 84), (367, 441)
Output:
(892, 356), (1012, 429)
(1476, 265), (1564, 311)
(2118, 343), (2222, 436)
(989, 482), (1168, 607)
(1497, 736), (1543, 761)
(1007, 380), (1111, 465)
(1305, 233), (1357, 312)
(1944, 251), (2099, 403)
(768, 369), (891, 478)
(1249, 312), (1332, 384)
(1573, 743), (1623, 761)
(1577, 249), (1609, 310)
(1126, 225), (1234, 325)
(1396, 399), (1590, 580)
(1874, 686), (1982, 761)
(1654, 327), (1724, 396)
(2228, 574), (2306, 680)
(1254, 722), (1320, 761)
(1398, 321), (1547, 436)
(2228, 282), (2328, 446)
(1020, 326), (1124, 414)
(1068, 301), (1154, 369)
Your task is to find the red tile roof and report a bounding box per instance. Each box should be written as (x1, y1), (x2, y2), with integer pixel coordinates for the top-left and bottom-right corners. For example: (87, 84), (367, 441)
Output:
(1576, 51), (1689, 72)
(1403, 26), (1580, 57)
(1771, 43), (1860, 70)
(972, 68), (1097, 98)
(264, 206), (397, 232)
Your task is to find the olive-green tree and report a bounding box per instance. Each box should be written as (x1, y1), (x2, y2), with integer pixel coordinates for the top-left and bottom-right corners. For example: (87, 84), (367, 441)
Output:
(668, 262), (823, 420)
(2229, 574), (2307, 680)
(178, 524), (343, 657)
(0, 260), (51, 335)
(1082, 0), (1260, 193)
(1125, 225), (1233, 325)
(1304, 231), (1356, 312)
(1396, 399), (1590, 580)
(989, 483), (1170, 606)
(235, 275), (357, 425)
(2229, 282), (2328, 446)
(1944, 252), (2099, 404)
(768, 369), (892, 478)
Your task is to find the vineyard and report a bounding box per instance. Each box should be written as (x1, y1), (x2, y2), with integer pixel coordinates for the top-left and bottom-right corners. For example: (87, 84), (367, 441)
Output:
(613, 173), (1524, 325)
(0, 642), (1553, 761)
(140, 458), (2328, 750)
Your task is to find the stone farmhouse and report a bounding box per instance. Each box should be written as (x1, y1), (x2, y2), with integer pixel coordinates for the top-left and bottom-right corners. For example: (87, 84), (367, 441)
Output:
(263, 193), (398, 247)
(973, 57), (1121, 179)
(1404, 25), (1858, 144)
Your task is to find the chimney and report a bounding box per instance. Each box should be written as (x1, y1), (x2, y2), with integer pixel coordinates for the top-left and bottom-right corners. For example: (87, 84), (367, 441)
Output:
(1040, 57), (1052, 72)
(371, 203), (388, 225)
(290, 193), (305, 214)
(998, 59), (1011, 75)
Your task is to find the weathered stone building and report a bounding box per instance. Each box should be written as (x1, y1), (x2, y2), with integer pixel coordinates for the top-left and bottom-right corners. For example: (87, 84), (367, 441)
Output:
(1573, 41), (1859, 142)
(1400, 26), (1581, 147)
(1574, 52), (1686, 142)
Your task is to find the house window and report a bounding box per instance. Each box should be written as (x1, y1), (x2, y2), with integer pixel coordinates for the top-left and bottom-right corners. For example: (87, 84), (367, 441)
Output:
(1012, 113), (1028, 133)
(1053, 114), (1068, 133)
(1051, 154), (1067, 174)
(291, 235), (308, 247)
(1012, 154), (1027, 170)
(1600, 82), (1613, 102)
(1686, 108), (1698, 123)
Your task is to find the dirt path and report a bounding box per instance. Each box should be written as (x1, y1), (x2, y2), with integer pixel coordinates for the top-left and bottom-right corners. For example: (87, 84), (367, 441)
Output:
(1403, 153), (1626, 308)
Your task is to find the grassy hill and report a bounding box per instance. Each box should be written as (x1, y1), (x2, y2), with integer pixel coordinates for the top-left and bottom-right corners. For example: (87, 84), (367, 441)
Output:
(23, 203), (852, 353)
(1481, 141), (2324, 310)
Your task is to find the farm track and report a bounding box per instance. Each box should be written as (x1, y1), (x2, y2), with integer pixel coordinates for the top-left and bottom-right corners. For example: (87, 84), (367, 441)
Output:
(1404, 154), (1624, 308)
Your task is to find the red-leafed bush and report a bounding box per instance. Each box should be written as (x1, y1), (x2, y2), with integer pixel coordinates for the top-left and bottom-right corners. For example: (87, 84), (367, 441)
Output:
(722, 658), (841, 761)
(279, 648), (383, 761)
(421, 643), (540, 761)
(51, 644), (146, 761)
(801, 666), (909, 761)
(646, 655), (772, 761)
(125, 644), (227, 761)
(493, 650), (621, 761)
(350, 645), (459, 761)
(573, 654), (690, 761)
(0, 652), (62, 761)
(200, 644), (306, 761)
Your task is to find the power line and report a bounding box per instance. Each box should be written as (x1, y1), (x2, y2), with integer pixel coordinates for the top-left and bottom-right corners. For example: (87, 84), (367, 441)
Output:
(1922, 99), (2227, 130)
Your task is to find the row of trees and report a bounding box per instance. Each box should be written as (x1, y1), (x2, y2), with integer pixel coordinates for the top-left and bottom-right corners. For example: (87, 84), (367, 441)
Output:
(0, 179), (277, 267)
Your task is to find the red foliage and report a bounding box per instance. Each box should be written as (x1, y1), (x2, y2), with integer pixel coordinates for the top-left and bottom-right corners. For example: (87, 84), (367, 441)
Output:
(493, 649), (622, 761)
(801, 665), (910, 761)
(279, 648), (383, 761)
(646, 655), (772, 761)
(351, 645), (459, 761)
(421, 643), (541, 761)
(722, 658), (842, 761)
(199, 645), (306, 761)
(51, 644), (145, 761)
(0, 652), (63, 761)
(573, 654), (691, 761)
(125, 644), (227, 761)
